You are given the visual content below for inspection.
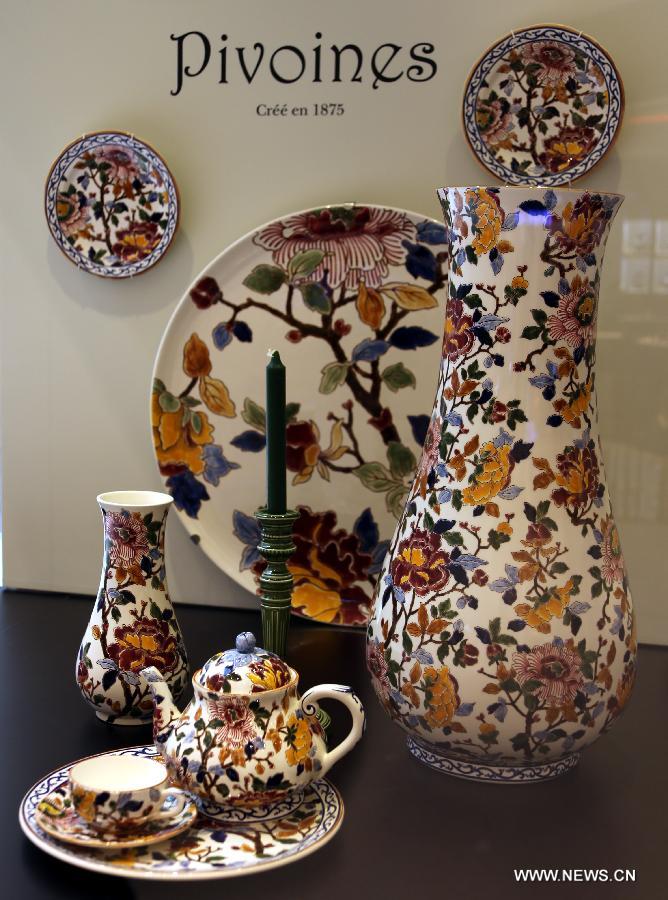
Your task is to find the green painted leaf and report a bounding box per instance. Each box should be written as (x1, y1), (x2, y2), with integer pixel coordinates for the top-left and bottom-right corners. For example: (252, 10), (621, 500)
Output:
(386, 483), (407, 519)
(300, 282), (332, 314)
(241, 397), (266, 432)
(353, 462), (395, 492)
(382, 362), (416, 392)
(243, 264), (286, 294)
(387, 441), (417, 479)
(158, 391), (180, 413)
(319, 361), (349, 394)
(285, 402), (301, 422)
(287, 249), (326, 280)
(521, 325), (542, 340)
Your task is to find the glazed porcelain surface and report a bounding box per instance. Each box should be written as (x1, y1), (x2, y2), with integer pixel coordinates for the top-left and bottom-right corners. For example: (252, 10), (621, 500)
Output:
(45, 131), (179, 277)
(142, 632), (364, 819)
(34, 780), (197, 849)
(20, 746), (343, 880)
(76, 491), (189, 724)
(367, 186), (636, 782)
(463, 26), (623, 186)
(151, 204), (447, 626)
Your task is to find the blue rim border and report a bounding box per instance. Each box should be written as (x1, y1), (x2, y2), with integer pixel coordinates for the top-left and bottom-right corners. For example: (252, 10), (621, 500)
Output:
(462, 25), (624, 187)
(45, 132), (179, 278)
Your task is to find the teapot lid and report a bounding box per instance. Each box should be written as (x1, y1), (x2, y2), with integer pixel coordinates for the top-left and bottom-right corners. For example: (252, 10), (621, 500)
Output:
(194, 632), (294, 695)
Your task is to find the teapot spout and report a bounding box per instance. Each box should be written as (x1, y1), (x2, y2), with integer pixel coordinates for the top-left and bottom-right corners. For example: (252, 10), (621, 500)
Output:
(141, 666), (181, 747)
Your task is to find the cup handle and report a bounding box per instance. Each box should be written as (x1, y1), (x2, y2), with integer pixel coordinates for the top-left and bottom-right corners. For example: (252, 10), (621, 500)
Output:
(301, 684), (365, 778)
(153, 788), (190, 823)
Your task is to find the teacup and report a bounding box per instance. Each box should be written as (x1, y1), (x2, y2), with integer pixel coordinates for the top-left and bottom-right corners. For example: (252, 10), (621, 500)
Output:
(69, 755), (188, 833)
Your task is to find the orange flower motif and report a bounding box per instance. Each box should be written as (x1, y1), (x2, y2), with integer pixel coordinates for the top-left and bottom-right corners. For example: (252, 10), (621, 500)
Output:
(465, 188), (507, 256)
(152, 392), (215, 475)
(515, 578), (575, 632)
(285, 714), (313, 766)
(555, 380), (592, 427)
(424, 665), (459, 728)
(462, 441), (512, 505)
(183, 333), (212, 378)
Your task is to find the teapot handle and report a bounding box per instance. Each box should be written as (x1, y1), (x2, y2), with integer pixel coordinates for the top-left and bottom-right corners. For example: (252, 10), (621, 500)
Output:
(300, 685), (365, 778)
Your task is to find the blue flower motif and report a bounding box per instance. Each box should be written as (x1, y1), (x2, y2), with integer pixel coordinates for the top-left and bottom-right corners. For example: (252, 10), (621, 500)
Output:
(166, 471), (209, 518)
(202, 444), (240, 486)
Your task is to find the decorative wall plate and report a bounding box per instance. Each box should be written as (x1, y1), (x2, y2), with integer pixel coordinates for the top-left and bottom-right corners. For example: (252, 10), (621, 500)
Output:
(463, 25), (624, 186)
(20, 745), (344, 881)
(151, 204), (446, 626)
(34, 782), (197, 849)
(45, 131), (179, 277)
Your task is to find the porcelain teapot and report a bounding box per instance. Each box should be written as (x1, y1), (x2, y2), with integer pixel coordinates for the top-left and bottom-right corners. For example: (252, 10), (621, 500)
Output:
(141, 632), (365, 821)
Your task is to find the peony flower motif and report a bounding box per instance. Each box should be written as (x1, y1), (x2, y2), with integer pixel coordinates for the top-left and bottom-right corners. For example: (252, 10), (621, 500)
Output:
(600, 516), (625, 587)
(548, 194), (610, 256)
(112, 221), (162, 263)
(476, 97), (514, 147)
(390, 530), (450, 597)
(253, 206), (416, 290)
(367, 638), (391, 700)
(286, 419), (350, 485)
(462, 441), (513, 505)
(548, 275), (597, 349)
(107, 616), (179, 673)
(443, 298), (475, 361)
(465, 188), (506, 256)
(246, 658), (293, 692)
(105, 511), (149, 571)
(538, 125), (597, 174)
(94, 145), (140, 183)
(423, 665), (460, 728)
(284, 713), (313, 766)
(253, 506), (372, 625)
(56, 191), (90, 237)
(520, 41), (577, 87)
(152, 391), (215, 476)
(552, 439), (600, 510)
(206, 697), (256, 746)
(512, 641), (584, 707)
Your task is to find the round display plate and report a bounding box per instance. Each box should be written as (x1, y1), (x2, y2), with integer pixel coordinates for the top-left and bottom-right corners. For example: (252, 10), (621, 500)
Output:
(463, 25), (623, 186)
(20, 745), (344, 881)
(45, 131), (179, 277)
(151, 203), (446, 626)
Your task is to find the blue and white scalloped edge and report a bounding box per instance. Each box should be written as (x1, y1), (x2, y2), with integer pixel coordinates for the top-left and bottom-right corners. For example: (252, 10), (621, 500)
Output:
(45, 132), (179, 278)
(407, 736), (579, 783)
(19, 745), (344, 880)
(463, 26), (622, 187)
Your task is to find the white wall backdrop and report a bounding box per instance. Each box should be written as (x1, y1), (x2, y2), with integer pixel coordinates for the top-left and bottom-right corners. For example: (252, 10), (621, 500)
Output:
(1, 0), (667, 643)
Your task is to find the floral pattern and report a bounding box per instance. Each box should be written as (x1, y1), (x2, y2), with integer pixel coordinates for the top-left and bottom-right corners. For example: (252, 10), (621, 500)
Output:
(152, 205), (447, 625)
(45, 132), (178, 277)
(76, 497), (188, 723)
(22, 747), (343, 878)
(366, 187), (636, 776)
(463, 26), (623, 186)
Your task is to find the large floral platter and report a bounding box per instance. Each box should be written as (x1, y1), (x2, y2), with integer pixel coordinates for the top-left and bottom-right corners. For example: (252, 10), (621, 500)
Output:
(463, 25), (623, 186)
(20, 746), (343, 880)
(152, 204), (446, 625)
(45, 131), (179, 277)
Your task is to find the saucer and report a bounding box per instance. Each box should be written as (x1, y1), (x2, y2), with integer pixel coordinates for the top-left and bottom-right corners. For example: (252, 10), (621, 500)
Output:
(20, 745), (344, 880)
(34, 781), (197, 849)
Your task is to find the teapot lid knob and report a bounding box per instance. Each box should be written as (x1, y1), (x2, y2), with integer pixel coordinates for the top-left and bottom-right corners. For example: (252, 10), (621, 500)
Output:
(235, 632), (256, 654)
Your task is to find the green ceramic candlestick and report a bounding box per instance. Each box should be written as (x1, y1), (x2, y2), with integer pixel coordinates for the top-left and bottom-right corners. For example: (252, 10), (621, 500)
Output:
(255, 507), (298, 658)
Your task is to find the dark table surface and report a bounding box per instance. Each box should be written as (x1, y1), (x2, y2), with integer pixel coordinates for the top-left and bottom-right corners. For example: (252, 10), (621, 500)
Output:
(2, 589), (665, 899)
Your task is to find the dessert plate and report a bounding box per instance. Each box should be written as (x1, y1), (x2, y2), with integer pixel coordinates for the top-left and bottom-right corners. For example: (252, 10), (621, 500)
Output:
(35, 781), (197, 849)
(463, 25), (623, 185)
(151, 203), (446, 625)
(45, 131), (179, 276)
(20, 745), (344, 881)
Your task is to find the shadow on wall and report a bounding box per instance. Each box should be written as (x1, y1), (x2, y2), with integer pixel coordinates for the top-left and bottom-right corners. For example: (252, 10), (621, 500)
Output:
(45, 227), (195, 318)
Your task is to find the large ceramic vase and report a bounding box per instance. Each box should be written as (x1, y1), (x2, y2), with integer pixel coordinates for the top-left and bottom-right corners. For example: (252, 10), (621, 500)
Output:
(366, 186), (636, 783)
(76, 491), (189, 725)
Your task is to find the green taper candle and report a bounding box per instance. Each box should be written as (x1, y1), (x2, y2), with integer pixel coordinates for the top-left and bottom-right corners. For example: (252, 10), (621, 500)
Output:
(266, 349), (287, 515)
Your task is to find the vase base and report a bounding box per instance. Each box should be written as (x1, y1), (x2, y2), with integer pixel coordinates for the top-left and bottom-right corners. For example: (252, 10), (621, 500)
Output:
(95, 711), (151, 727)
(406, 737), (579, 783)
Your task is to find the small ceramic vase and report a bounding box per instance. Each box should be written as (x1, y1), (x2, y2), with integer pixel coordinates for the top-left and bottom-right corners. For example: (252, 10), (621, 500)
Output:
(367, 187), (636, 783)
(142, 632), (365, 822)
(76, 491), (189, 725)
